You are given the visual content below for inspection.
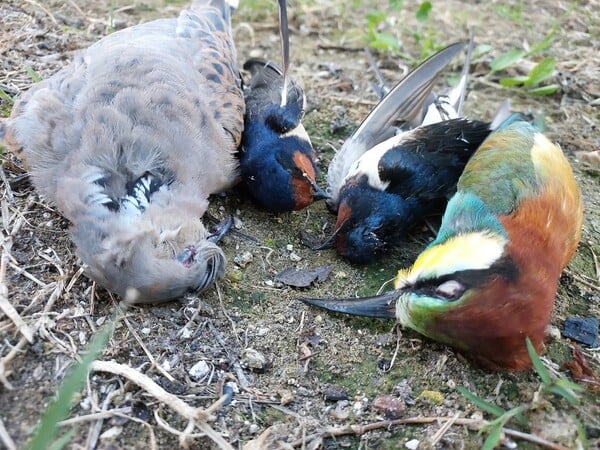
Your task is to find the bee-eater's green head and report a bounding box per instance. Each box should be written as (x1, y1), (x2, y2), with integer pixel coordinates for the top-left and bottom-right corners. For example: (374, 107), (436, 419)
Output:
(391, 227), (511, 336)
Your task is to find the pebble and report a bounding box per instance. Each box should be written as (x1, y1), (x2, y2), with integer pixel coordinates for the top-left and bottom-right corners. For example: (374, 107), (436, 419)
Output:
(179, 327), (192, 339)
(249, 49), (263, 58)
(234, 251), (254, 268)
(188, 361), (210, 381)
(279, 390), (294, 405)
(372, 395), (406, 419)
(99, 426), (122, 439)
(241, 348), (268, 371)
(289, 252), (302, 262)
(329, 401), (350, 420)
(323, 385), (349, 402)
(405, 439), (419, 450)
(233, 216), (243, 229)
(286, 244), (294, 251)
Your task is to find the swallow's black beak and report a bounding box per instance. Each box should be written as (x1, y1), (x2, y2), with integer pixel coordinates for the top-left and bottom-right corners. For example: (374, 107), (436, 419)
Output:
(311, 233), (335, 250)
(305, 175), (329, 201)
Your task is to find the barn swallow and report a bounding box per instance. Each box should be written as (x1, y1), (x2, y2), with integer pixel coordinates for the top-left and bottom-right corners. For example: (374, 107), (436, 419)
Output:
(239, 0), (326, 213)
(322, 39), (502, 264)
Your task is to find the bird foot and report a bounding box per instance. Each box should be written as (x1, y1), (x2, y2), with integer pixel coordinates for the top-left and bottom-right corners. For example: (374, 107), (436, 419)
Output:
(207, 216), (234, 243)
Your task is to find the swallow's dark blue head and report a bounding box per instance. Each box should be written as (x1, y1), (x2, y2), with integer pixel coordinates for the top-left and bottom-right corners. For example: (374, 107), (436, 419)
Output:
(331, 178), (420, 263)
(241, 105), (327, 213)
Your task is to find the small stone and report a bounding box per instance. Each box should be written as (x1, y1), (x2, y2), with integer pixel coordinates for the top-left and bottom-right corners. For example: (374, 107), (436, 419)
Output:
(372, 395), (406, 419)
(96, 316), (106, 326)
(188, 361), (210, 381)
(296, 386), (310, 396)
(141, 327), (151, 335)
(99, 426), (122, 439)
(335, 271), (348, 279)
(179, 327), (192, 339)
(279, 390), (294, 405)
(315, 315), (323, 323)
(405, 438), (419, 450)
(352, 397), (368, 416)
(265, 280), (274, 287)
(547, 325), (561, 341)
(286, 244), (294, 251)
(112, 18), (128, 30)
(78, 331), (87, 345)
(323, 385), (349, 402)
(446, 379), (456, 389)
(248, 423), (260, 434)
(249, 49), (263, 58)
(241, 348), (268, 372)
(329, 401), (350, 420)
(234, 251), (254, 268)
(562, 317), (599, 347)
(289, 252), (302, 262)
(233, 216), (243, 229)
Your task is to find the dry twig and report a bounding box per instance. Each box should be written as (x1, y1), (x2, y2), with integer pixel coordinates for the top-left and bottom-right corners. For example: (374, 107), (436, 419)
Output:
(290, 416), (570, 450)
(90, 360), (234, 449)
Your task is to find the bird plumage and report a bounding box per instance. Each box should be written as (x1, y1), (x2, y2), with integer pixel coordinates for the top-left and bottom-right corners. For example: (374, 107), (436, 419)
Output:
(4, 0), (244, 303)
(302, 117), (583, 371)
(239, 0), (326, 213)
(322, 41), (494, 263)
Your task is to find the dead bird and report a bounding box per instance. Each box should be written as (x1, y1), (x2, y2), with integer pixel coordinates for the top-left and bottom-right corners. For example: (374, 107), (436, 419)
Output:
(239, 0), (327, 213)
(321, 40), (502, 264)
(3, 0), (244, 303)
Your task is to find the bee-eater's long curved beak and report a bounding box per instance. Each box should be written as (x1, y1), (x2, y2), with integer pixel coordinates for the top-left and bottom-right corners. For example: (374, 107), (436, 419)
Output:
(300, 290), (399, 318)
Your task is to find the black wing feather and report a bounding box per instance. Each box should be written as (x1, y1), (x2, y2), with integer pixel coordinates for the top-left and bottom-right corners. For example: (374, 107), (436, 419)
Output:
(379, 118), (491, 200)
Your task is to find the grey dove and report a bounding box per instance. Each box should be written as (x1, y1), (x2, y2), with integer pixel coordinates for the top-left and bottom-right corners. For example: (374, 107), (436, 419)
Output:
(3, 0), (244, 303)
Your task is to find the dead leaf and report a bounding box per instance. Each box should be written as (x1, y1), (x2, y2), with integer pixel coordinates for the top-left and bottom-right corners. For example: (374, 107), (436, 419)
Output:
(274, 265), (331, 288)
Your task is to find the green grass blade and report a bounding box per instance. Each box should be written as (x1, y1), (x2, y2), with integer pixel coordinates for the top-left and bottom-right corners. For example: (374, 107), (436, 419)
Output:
(46, 429), (77, 450)
(524, 57), (555, 87)
(481, 423), (503, 450)
(415, 1), (432, 21)
(499, 76), (528, 87)
(0, 89), (14, 106)
(457, 386), (506, 418)
(526, 337), (551, 385)
(527, 84), (559, 96)
(490, 49), (526, 72)
(24, 306), (124, 450)
(25, 66), (42, 83)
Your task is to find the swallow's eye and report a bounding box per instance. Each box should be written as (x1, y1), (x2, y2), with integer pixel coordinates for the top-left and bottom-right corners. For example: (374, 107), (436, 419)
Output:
(435, 279), (464, 300)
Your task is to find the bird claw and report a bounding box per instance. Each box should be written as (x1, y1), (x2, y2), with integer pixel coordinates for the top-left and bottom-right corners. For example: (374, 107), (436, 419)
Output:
(207, 216), (234, 243)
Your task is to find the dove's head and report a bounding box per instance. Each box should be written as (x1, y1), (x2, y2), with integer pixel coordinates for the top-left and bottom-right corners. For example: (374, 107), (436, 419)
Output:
(71, 196), (229, 303)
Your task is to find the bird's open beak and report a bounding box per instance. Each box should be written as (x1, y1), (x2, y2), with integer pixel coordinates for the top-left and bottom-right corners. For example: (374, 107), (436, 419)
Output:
(303, 173), (329, 201)
(312, 184), (330, 201)
(300, 289), (399, 319)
